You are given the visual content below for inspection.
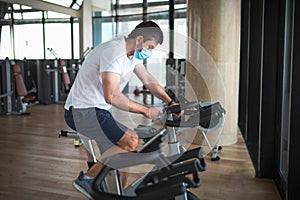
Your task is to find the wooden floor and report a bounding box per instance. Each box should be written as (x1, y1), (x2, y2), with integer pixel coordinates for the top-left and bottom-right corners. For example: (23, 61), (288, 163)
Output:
(0, 104), (282, 200)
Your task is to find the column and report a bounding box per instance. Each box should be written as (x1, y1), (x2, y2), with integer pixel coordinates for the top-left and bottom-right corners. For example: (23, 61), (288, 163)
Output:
(186, 0), (240, 145)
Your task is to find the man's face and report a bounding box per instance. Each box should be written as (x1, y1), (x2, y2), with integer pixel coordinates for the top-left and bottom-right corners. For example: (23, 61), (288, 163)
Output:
(142, 39), (158, 52)
(136, 37), (158, 52)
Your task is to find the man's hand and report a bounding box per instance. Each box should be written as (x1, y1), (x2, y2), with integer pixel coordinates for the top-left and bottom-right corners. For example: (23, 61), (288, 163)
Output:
(170, 102), (184, 117)
(144, 107), (161, 121)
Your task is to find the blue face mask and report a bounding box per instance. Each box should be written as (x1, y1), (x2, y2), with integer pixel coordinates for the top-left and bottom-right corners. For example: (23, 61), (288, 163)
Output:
(134, 48), (152, 60)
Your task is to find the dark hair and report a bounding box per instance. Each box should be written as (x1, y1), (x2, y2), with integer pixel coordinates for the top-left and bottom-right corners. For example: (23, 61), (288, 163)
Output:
(128, 21), (163, 44)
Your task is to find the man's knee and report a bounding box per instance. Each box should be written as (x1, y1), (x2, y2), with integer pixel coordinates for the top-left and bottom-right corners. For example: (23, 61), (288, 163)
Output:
(117, 129), (138, 151)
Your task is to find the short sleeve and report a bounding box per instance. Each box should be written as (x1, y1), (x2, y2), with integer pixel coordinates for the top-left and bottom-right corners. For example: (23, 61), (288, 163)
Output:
(99, 44), (126, 74)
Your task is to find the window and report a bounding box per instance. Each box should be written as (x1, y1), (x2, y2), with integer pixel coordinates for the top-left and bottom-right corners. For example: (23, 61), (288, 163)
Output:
(0, 26), (12, 59)
(73, 21), (80, 59)
(22, 11), (43, 19)
(45, 23), (71, 59)
(42, 0), (74, 8)
(14, 24), (44, 59)
(45, 11), (70, 19)
(146, 19), (169, 86)
(174, 18), (187, 58)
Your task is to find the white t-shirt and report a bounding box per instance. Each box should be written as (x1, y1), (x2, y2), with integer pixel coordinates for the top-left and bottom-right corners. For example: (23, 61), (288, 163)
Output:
(64, 36), (142, 110)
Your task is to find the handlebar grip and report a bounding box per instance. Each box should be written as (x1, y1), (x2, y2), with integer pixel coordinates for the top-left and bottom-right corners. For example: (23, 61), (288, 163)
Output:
(166, 104), (181, 114)
(165, 101), (199, 114)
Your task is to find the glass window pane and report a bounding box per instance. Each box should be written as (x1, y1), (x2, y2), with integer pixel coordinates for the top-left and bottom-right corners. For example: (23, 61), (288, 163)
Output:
(102, 21), (116, 42)
(175, 4), (186, 9)
(93, 17), (116, 46)
(148, 0), (168, 2)
(118, 0), (143, 15)
(4, 13), (10, 19)
(22, 11), (43, 19)
(117, 20), (140, 36)
(119, 0), (142, 5)
(13, 12), (22, 19)
(98, 10), (114, 17)
(280, 0), (293, 183)
(14, 24), (44, 59)
(42, 0), (73, 8)
(118, 7), (143, 15)
(21, 5), (32, 9)
(148, 5), (169, 13)
(72, 4), (80, 10)
(76, 0), (83, 7)
(0, 26), (13, 59)
(147, 0), (186, 12)
(45, 23), (71, 59)
(46, 11), (70, 19)
(73, 22), (80, 59)
(147, 19), (169, 86)
(13, 4), (20, 10)
(174, 18), (187, 58)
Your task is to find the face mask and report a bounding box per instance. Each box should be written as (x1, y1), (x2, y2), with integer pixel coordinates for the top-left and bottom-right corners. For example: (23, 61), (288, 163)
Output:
(134, 40), (152, 60)
(134, 48), (152, 60)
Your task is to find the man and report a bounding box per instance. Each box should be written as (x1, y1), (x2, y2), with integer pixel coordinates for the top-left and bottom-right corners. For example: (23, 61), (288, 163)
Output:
(64, 21), (176, 198)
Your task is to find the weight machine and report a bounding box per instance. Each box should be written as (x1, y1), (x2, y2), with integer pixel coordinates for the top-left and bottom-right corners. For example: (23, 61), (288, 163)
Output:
(0, 58), (38, 115)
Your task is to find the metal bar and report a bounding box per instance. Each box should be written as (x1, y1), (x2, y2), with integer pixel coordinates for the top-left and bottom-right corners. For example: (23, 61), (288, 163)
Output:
(53, 60), (59, 103)
(143, 0), (147, 21)
(169, 0), (174, 58)
(10, 5), (16, 59)
(42, 11), (46, 59)
(0, 18), (74, 25)
(115, 0), (119, 36)
(5, 60), (12, 113)
(70, 17), (74, 59)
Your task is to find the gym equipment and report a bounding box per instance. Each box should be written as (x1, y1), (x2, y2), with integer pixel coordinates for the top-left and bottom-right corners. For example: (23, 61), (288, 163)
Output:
(39, 59), (66, 104)
(0, 59), (13, 114)
(67, 59), (81, 85)
(59, 129), (83, 148)
(133, 124), (158, 142)
(64, 47), (92, 91)
(60, 99), (225, 199)
(22, 58), (38, 103)
(88, 128), (205, 200)
(11, 61), (29, 114)
(0, 59), (38, 115)
(166, 58), (186, 100)
(80, 47), (93, 64)
(47, 48), (71, 92)
(41, 48), (71, 103)
(71, 101), (225, 199)
(75, 122), (205, 200)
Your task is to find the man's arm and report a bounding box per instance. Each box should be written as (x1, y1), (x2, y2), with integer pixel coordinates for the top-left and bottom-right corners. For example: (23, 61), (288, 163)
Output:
(102, 71), (160, 119)
(134, 63), (173, 104)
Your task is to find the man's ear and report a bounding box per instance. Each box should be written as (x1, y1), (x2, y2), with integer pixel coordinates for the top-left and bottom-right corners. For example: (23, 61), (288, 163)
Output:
(135, 36), (143, 46)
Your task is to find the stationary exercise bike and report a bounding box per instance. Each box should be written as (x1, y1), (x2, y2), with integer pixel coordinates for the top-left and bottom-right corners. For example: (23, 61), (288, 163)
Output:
(71, 101), (225, 200)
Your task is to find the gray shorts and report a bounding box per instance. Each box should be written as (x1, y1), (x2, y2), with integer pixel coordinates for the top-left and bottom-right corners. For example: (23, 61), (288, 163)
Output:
(64, 107), (128, 153)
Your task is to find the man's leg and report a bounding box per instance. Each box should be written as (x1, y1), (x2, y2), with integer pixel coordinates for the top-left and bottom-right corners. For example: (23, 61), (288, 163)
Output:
(71, 107), (138, 197)
(85, 129), (138, 187)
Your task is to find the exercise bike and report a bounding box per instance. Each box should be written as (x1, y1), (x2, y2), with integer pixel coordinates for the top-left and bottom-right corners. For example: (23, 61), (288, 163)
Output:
(70, 101), (225, 200)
